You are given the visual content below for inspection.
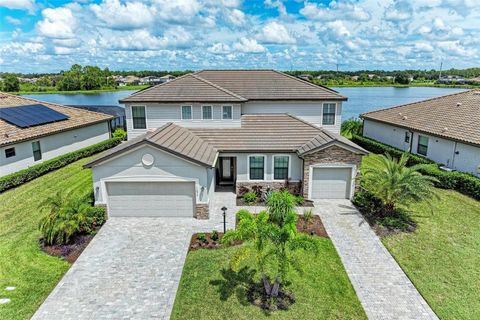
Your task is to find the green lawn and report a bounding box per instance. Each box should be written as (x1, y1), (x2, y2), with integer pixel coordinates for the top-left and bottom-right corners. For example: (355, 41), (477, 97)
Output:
(171, 240), (367, 320)
(362, 153), (480, 319)
(0, 156), (96, 320)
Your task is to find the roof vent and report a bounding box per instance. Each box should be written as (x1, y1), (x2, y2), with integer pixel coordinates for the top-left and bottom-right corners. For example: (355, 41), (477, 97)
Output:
(398, 112), (402, 116)
(402, 115), (408, 120)
(457, 102), (462, 106)
(442, 127), (449, 132)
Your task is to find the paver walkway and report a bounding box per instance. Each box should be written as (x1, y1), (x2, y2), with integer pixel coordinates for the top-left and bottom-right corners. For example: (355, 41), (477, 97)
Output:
(33, 191), (237, 320)
(315, 199), (438, 320)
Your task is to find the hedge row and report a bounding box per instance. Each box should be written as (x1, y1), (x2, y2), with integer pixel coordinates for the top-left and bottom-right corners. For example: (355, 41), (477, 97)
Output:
(0, 137), (121, 193)
(352, 134), (435, 166)
(352, 134), (480, 200)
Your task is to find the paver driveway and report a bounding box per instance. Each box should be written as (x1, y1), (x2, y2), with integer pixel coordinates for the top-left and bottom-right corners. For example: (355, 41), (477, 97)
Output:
(315, 200), (438, 320)
(33, 192), (237, 320)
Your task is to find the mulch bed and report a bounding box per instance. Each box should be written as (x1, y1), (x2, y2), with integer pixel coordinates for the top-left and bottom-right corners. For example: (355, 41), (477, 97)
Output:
(236, 198), (314, 207)
(40, 232), (96, 264)
(297, 215), (329, 238)
(247, 282), (296, 311)
(190, 233), (224, 251)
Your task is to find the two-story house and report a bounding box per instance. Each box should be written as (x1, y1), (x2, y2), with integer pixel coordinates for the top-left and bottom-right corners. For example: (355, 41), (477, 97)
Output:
(85, 70), (367, 218)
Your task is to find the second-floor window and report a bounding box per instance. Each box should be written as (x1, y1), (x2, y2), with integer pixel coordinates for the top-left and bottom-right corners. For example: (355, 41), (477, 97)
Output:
(202, 106), (212, 119)
(181, 105), (192, 120)
(5, 147), (15, 158)
(222, 105), (233, 119)
(322, 103), (336, 125)
(417, 135), (429, 156)
(132, 106), (146, 129)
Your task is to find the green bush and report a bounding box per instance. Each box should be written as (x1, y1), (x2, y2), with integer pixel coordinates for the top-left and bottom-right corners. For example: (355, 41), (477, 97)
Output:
(294, 195), (305, 206)
(352, 134), (434, 166)
(197, 233), (207, 242)
(113, 128), (127, 140)
(38, 193), (106, 245)
(352, 134), (480, 201)
(211, 230), (219, 241)
(242, 191), (257, 204)
(0, 137), (121, 193)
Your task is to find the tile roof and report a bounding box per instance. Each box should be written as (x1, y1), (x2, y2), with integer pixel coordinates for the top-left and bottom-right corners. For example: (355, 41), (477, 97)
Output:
(120, 74), (247, 103)
(120, 70), (346, 103)
(361, 90), (480, 146)
(85, 114), (366, 168)
(0, 93), (112, 147)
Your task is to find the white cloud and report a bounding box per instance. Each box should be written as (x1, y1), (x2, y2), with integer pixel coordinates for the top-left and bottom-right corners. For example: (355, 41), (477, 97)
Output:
(37, 7), (76, 39)
(327, 20), (350, 38)
(226, 8), (246, 26)
(54, 46), (75, 55)
(152, 0), (201, 23)
(208, 42), (230, 54)
(258, 21), (295, 44)
(300, 1), (370, 22)
(90, 0), (154, 30)
(265, 0), (287, 16)
(233, 37), (266, 53)
(6, 16), (22, 25)
(414, 42), (434, 52)
(437, 40), (474, 57)
(0, 0), (34, 13)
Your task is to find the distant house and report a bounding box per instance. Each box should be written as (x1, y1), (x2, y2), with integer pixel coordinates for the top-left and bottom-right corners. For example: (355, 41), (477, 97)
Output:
(159, 74), (176, 82)
(0, 93), (112, 176)
(297, 74), (312, 81)
(437, 75), (466, 85)
(362, 90), (480, 176)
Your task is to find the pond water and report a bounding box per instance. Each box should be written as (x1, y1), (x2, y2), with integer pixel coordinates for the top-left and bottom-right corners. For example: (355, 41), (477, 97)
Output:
(22, 87), (467, 119)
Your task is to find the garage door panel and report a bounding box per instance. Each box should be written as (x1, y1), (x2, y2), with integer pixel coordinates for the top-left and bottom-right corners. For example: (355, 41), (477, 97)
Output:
(311, 167), (351, 199)
(106, 182), (195, 217)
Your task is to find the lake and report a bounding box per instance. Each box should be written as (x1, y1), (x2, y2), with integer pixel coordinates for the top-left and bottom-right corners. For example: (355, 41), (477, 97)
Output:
(22, 87), (467, 120)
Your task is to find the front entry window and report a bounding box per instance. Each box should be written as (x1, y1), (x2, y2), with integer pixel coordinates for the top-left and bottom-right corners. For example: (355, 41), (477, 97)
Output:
(249, 156), (264, 180)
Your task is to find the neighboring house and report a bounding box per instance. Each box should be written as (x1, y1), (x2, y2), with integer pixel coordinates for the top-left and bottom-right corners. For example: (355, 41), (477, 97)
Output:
(362, 90), (480, 176)
(85, 70), (367, 219)
(0, 93), (112, 177)
(69, 105), (126, 131)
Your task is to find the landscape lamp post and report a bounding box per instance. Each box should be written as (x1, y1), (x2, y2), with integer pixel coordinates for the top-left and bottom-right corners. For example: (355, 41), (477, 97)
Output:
(221, 206), (227, 234)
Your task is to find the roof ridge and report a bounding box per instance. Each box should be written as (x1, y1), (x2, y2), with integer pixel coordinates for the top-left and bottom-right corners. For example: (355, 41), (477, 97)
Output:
(119, 73), (194, 101)
(190, 74), (247, 101)
(271, 70), (347, 99)
(361, 89), (474, 118)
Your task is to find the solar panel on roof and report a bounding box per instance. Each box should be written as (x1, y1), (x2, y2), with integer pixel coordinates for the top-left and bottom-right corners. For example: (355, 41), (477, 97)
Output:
(0, 104), (69, 128)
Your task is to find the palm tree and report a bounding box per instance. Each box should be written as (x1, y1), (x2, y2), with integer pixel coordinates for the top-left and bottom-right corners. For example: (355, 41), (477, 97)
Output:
(39, 193), (91, 245)
(360, 153), (438, 214)
(222, 192), (320, 298)
(341, 118), (363, 138)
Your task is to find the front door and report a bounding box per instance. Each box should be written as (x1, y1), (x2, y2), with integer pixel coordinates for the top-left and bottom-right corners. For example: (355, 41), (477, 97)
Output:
(219, 157), (235, 185)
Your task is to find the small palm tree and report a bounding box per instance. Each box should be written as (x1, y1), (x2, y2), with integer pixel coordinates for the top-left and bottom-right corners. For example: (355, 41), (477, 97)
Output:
(222, 192), (320, 298)
(39, 193), (92, 245)
(341, 118), (363, 138)
(361, 153), (438, 214)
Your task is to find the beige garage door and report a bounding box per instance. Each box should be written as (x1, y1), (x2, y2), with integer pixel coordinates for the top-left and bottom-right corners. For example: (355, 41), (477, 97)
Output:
(106, 181), (195, 217)
(311, 167), (352, 199)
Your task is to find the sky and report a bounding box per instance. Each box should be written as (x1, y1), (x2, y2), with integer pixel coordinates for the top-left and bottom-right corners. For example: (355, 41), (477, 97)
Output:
(0, 0), (479, 73)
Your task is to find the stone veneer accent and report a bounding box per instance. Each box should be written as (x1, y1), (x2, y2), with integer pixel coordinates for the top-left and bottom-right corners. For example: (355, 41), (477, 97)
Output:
(195, 204), (209, 219)
(302, 145), (363, 199)
(236, 181), (302, 196)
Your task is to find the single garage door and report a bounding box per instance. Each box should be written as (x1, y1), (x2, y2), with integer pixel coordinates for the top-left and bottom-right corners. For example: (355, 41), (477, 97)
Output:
(106, 181), (195, 217)
(311, 167), (352, 199)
